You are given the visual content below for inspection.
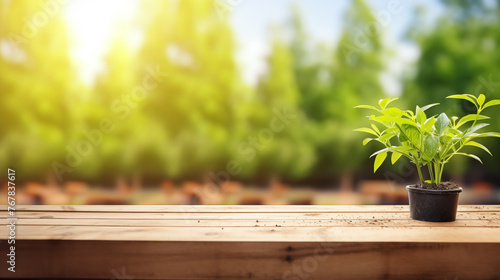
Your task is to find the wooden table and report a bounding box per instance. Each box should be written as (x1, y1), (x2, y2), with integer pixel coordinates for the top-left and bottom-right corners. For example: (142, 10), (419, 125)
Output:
(1, 205), (499, 279)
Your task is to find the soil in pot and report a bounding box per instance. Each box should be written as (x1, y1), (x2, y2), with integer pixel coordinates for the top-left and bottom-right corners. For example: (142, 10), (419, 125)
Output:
(408, 181), (460, 191)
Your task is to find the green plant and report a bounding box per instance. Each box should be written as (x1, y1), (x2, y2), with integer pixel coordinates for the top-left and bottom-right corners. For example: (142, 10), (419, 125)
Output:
(355, 94), (500, 185)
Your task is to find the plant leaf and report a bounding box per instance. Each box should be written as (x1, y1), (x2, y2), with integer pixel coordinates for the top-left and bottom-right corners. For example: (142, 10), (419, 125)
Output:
(391, 152), (403, 164)
(482, 99), (500, 110)
(392, 117), (419, 128)
(467, 132), (500, 138)
(447, 94), (477, 107)
(371, 124), (380, 135)
(354, 105), (379, 111)
(452, 152), (483, 164)
(416, 106), (426, 125)
(354, 128), (379, 137)
(477, 94), (485, 106)
(378, 97), (398, 109)
(379, 133), (395, 143)
(448, 127), (462, 136)
(363, 138), (374, 146)
(422, 117), (436, 132)
(379, 98), (391, 109)
(370, 146), (412, 158)
(381, 107), (404, 118)
(374, 151), (388, 172)
(403, 125), (421, 149)
(370, 115), (391, 127)
(420, 103), (440, 112)
(456, 114), (490, 129)
(439, 135), (452, 146)
(463, 123), (490, 137)
(435, 113), (449, 135)
(423, 135), (439, 160)
(464, 141), (492, 156)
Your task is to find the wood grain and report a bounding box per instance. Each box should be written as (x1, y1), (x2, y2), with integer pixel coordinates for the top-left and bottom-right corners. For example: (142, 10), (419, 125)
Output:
(0, 205), (499, 279)
(3, 204), (499, 212)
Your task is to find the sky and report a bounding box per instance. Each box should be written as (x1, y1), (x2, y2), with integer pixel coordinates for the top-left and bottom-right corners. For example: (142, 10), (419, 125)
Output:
(63, 0), (443, 95)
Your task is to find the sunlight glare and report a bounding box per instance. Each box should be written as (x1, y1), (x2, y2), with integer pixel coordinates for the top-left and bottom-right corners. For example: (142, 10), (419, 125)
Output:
(64, 0), (140, 85)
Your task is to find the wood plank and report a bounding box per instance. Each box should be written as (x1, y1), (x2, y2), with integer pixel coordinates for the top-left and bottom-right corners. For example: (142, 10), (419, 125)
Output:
(1, 211), (498, 220)
(1, 205), (499, 279)
(3, 204), (499, 212)
(1, 218), (498, 228)
(2, 225), (500, 242)
(1, 240), (498, 279)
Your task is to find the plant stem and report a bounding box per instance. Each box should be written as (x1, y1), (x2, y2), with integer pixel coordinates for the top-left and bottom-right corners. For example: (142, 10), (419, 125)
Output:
(438, 162), (445, 184)
(415, 159), (425, 185)
(434, 162), (440, 184)
(428, 164), (435, 183)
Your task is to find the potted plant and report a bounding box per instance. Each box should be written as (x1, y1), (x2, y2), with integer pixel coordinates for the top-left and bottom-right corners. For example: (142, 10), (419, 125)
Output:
(355, 94), (500, 222)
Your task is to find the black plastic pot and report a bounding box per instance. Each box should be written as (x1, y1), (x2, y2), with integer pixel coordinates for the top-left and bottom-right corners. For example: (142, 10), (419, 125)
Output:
(406, 185), (462, 222)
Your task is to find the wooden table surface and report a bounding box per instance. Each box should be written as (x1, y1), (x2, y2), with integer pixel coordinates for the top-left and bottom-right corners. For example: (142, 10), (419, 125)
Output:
(1, 205), (499, 279)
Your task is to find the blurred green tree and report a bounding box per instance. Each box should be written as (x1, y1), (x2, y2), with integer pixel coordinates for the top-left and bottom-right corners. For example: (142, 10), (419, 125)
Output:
(135, 0), (250, 181)
(286, 0), (388, 189)
(256, 34), (316, 181)
(0, 0), (79, 182)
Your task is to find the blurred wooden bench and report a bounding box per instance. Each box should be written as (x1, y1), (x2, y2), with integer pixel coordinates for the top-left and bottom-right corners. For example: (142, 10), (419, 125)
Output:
(1, 205), (499, 279)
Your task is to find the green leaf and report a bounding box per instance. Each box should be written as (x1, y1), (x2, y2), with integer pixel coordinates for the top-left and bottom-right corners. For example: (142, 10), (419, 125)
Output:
(371, 124), (380, 135)
(374, 151), (388, 172)
(354, 128), (379, 137)
(379, 98), (391, 109)
(354, 105), (379, 111)
(379, 133), (395, 142)
(403, 125), (421, 149)
(439, 135), (452, 146)
(422, 117), (436, 132)
(381, 107), (404, 118)
(448, 128), (462, 136)
(378, 97), (398, 109)
(404, 110), (415, 119)
(370, 115), (391, 127)
(435, 113), (449, 135)
(456, 114), (490, 129)
(447, 94), (477, 107)
(477, 94), (485, 107)
(391, 152), (403, 164)
(463, 123), (490, 137)
(420, 103), (440, 112)
(392, 117), (419, 128)
(370, 146), (412, 158)
(464, 141), (492, 156)
(363, 138), (374, 146)
(483, 99), (500, 110)
(423, 135), (439, 160)
(416, 106), (426, 125)
(385, 127), (400, 134)
(452, 153), (483, 164)
(467, 132), (500, 138)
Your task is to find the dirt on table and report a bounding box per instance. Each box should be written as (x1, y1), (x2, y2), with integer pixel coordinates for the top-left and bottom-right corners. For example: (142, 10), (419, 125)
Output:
(410, 181), (461, 190)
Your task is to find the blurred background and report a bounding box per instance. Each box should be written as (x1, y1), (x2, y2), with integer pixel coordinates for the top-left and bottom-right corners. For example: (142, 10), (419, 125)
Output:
(1, 0), (500, 205)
